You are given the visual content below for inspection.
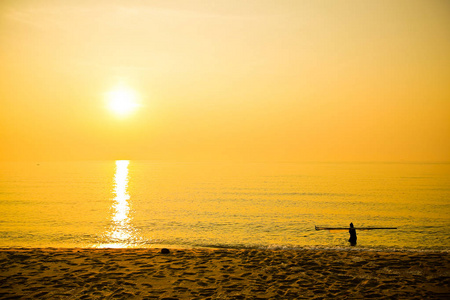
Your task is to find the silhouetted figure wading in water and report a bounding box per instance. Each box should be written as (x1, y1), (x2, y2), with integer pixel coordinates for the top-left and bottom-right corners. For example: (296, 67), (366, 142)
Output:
(349, 222), (357, 246)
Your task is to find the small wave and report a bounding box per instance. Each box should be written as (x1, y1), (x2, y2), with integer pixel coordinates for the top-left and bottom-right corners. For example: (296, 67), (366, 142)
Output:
(186, 241), (450, 253)
(221, 192), (357, 197)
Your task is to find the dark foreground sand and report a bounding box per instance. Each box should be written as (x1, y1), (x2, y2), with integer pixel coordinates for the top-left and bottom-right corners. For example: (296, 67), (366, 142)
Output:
(0, 248), (449, 299)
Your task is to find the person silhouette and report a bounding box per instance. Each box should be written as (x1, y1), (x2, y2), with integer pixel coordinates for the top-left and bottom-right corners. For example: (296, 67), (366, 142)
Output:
(349, 222), (357, 246)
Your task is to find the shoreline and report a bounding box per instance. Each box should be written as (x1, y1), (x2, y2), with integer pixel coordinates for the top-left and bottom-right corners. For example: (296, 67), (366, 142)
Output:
(1, 248), (449, 299)
(1, 245), (449, 253)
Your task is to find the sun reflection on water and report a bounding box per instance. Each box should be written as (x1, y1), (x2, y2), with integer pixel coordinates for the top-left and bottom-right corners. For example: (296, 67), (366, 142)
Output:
(100, 160), (137, 248)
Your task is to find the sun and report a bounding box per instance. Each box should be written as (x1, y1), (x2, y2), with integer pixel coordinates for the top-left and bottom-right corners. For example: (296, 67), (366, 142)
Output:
(107, 86), (140, 117)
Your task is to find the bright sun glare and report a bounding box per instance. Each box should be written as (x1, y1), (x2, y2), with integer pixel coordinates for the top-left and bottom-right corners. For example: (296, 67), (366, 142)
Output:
(107, 86), (139, 117)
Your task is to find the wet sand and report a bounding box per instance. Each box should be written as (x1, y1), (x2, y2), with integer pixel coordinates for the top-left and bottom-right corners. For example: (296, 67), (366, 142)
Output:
(1, 248), (449, 299)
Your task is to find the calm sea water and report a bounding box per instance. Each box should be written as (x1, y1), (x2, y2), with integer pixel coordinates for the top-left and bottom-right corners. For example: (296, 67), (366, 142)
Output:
(0, 161), (449, 251)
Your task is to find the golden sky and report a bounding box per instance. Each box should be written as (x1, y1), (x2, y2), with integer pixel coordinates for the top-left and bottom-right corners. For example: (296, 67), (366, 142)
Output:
(1, 0), (449, 162)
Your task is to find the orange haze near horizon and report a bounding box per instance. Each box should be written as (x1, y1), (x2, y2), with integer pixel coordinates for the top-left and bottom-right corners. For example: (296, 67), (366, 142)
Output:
(1, 0), (449, 162)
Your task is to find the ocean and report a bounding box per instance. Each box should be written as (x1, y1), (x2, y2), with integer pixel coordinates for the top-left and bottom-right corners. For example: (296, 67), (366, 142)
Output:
(1, 161), (449, 251)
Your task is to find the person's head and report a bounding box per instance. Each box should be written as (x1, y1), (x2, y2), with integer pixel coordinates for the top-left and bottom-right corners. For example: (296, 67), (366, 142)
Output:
(350, 222), (354, 228)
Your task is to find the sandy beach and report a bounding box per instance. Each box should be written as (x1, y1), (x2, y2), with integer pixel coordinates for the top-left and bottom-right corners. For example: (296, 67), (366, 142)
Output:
(0, 248), (448, 299)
